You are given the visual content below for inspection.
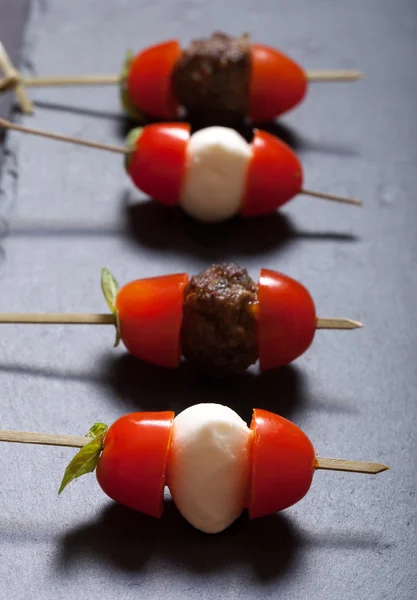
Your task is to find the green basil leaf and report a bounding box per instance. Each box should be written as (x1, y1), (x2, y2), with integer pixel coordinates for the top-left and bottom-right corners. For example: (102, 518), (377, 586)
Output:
(119, 49), (146, 123)
(113, 312), (121, 348)
(124, 127), (143, 172)
(86, 422), (108, 438)
(101, 267), (119, 314)
(58, 432), (107, 495)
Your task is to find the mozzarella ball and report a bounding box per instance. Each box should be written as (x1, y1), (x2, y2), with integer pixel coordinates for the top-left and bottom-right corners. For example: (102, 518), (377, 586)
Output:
(168, 403), (251, 534)
(180, 127), (252, 222)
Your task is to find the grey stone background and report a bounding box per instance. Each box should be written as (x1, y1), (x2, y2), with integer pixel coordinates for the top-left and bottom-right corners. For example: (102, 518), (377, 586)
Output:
(0, 1), (416, 598)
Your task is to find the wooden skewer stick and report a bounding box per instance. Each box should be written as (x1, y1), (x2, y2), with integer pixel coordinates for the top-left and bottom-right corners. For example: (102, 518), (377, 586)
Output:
(315, 457), (389, 474)
(0, 70), (363, 90)
(0, 313), (116, 325)
(300, 189), (362, 207)
(306, 69), (364, 82)
(316, 318), (363, 330)
(20, 74), (121, 88)
(0, 430), (387, 474)
(0, 117), (127, 155)
(0, 430), (89, 448)
(0, 42), (34, 114)
(0, 118), (361, 207)
(0, 313), (361, 330)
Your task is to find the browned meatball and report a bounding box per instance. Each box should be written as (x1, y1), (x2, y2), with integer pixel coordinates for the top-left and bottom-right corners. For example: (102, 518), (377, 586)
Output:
(172, 32), (251, 126)
(181, 264), (258, 375)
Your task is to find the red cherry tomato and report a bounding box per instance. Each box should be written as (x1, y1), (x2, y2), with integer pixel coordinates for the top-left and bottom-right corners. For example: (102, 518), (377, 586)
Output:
(96, 411), (174, 518)
(257, 269), (316, 370)
(241, 129), (303, 217)
(249, 44), (307, 122)
(128, 123), (190, 207)
(248, 409), (315, 519)
(116, 273), (189, 368)
(127, 40), (181, 119)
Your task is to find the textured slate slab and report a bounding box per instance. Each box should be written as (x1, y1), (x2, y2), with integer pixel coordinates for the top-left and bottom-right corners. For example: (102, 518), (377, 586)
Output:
(0, 1), (416, 599)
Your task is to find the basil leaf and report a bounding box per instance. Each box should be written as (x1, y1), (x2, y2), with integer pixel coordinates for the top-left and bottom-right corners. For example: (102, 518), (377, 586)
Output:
(119, 49), (146, 123)
(114, 312), (121, 348)
(58, 435), (104, 495)
(87, 422), (108, 438)
(101, 267), (119, 314)
(124, 127), (143, 172)
(58, 424), (108, 495)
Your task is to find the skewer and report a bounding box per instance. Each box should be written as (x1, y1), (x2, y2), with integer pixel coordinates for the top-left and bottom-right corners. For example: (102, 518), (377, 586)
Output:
(0, 312), (362, 330)
(316, 318), (363, 330)
(300, 189), (362, 207)
(0, 70), (363, 91)
(0, 42), (34, 114)
(0, 117), (361, 207)
(0, 429), (387, 474)
(0, 117), (127, 155)
(315, 457), (388, 475)
(306, 70), (364, 82)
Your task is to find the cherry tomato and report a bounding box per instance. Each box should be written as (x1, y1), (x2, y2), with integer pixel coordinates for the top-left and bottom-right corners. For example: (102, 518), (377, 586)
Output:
(116, 273), (189, 368)
(127, 40), (181, 119)
(96, 411), (174, 518)
(241, 129), (303, 217)
(248, 409), (315, 519)
(257, 269), (316, 370)
(249, 44), (307, 122)
(128, 123), (190, 207)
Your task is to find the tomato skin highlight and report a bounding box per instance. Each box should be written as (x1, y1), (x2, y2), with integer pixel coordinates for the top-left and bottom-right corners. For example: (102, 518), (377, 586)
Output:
(127, 40), (181, 119)
(248, 409), (315, 519)
(257, 269), (316, 370)
(241, 129), (303, 217)
(96, 411), (174, 518)
(249, 44), (307, 122)
(128, 123), (190, 207)
(116, 273), (189, 368)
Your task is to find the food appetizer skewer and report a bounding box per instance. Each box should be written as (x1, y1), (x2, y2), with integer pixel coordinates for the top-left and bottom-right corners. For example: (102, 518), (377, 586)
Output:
(0, 118), (361, 222)
(0, 32), (363, 121)
(0, 404), (388, 534)
(0, 264), (362, 375)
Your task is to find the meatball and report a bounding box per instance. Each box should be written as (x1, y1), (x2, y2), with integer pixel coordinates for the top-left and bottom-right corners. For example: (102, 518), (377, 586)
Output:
(172, 32), (251, 126)
(181, 264), (258, 375)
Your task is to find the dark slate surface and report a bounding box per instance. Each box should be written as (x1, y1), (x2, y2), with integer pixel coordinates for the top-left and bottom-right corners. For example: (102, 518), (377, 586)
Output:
(0, 0), (30, 162)
(0, 1), (416, 598)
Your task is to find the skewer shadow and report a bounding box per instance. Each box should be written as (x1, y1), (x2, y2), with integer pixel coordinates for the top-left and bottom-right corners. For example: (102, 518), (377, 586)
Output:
(123, 192), (358, 260)
(0, 354), (358, 421)
(27, 99), (357, 157)
(6, 190), (358, 259)
(56, 501), (386, 577)
(57, 501), (297, 579)
(98, 352), (359, 421)
(32, 99), (126, 123)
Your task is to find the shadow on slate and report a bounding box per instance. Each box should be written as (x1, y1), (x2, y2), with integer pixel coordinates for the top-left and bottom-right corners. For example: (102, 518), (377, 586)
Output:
(100, 353), (305, 423)
(123, 191), (358, 259)
(57, 501), (384, 577)
(58, 501), (297, 580)
(0, 352), (357, 420)
(6, 188), (358, 254)
(33, 99), (126, 123)
(19, 97), (356, 158)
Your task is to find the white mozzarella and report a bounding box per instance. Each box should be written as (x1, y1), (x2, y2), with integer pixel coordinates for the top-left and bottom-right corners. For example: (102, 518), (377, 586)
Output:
(168, 403), (251, 534)
(180, 127), (252, 222)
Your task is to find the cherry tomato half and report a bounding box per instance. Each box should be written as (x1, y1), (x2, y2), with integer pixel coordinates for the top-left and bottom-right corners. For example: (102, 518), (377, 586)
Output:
(116, 273), (189, 368)
(96, 411), (174, 518)
(241, 129), (303, 217)
(127, 40), (182, 119)
(128, 123), (191, 207)
(257, 269), (316, 370)
(249, 44), (307, 122)
(248, 409), (315, 519)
